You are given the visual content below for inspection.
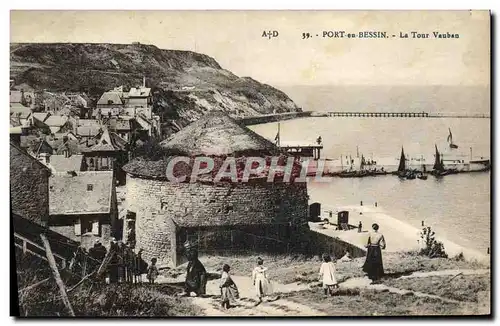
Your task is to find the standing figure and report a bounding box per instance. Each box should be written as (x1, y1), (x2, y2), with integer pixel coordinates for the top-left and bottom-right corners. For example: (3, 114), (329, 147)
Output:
(108, 239), (119, 284)
(183, 242), (207, 297)
(358, 221), (362, 233)
(117, 241), (126, 283)
(319, 254), (338, 296)
(147, 258), (159, 284)
(252, 257), (273, 304)
(219, 264), (239, 309)
(134, 249), (146, 283)
(362, 223), (387, 283)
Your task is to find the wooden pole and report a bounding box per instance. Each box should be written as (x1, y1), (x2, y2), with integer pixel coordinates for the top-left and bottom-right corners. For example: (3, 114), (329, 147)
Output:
(40, 234), (75, 316)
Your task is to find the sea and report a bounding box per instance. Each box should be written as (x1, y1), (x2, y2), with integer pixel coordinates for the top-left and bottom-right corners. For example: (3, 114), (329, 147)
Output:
(248, 85), (491, 254)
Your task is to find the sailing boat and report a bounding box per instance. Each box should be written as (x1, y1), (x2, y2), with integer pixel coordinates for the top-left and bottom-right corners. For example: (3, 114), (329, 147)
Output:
(447, 128), (459, 149)
(432, 145), (447, 176)
(397, 147), (406, 178)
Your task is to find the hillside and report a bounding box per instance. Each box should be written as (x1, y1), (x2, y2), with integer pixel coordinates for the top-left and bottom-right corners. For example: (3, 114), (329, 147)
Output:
(10, 43), (300, 135)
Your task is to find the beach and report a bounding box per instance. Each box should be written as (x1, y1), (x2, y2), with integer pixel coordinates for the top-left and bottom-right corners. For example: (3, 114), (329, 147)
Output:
(309, 204), (490, 264)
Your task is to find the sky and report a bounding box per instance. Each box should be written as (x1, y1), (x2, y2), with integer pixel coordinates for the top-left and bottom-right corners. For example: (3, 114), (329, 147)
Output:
(10, 10), (490, 87)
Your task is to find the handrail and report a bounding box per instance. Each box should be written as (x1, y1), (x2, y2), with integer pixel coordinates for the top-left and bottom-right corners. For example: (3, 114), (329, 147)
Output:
(14, 233), (67, 266)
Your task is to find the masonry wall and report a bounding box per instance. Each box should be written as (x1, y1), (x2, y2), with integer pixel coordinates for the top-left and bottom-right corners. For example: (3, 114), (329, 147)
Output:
(125, 174), (309, 266)
(10, 145), (50, 226)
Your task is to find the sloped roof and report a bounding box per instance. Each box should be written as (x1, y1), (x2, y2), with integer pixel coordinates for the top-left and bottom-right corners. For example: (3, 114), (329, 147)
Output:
(97, 91), (123, 105)
(49, 155), (84, 173)
(10, 141), (51, 173)
(49, 171), (114, 215)
(20, 135), (40, 150)
(129, 87), (151, 97)
(10, 126), (23, 134)
(10, 104), (31, 119)
(49, 139), (83, 155)
(88, 129), (127, 152)
(78, 119), (101, 127)
(32, 112), (51, 122)
(44, 115), (68, 127)
(10, 116), (22, 128)
(107, 118), (131, 131)
(77, 126), (102, 137)
(10, 90), (23, 103)
(160, 112), (281, 156)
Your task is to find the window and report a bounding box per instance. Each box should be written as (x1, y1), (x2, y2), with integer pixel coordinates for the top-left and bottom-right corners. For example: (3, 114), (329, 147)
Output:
(160, 200), (168, 210)
(87, 184), (93, 191)
(81, 219), (92, 234)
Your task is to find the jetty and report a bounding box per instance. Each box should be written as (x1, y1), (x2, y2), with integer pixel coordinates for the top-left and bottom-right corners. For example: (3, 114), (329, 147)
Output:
(319, 111), (490, 119)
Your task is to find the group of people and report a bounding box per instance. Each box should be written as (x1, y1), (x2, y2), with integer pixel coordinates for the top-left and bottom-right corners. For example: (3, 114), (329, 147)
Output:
(218, 257), (277, 309)
(319, 222), (387, 296)
(78, 224), (386, 308)
(73, 238), (151, 284)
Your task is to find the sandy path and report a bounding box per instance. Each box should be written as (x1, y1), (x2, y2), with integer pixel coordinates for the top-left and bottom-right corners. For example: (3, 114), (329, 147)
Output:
(158, 268), (490, 316)
(188, 275), (326, 316)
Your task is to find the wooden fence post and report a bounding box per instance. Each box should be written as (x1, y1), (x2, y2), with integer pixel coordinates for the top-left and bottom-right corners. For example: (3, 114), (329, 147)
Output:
(40, 234), (75, 317)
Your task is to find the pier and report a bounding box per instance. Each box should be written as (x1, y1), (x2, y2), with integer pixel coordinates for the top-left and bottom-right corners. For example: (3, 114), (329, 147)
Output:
(321, 111), (490, 118)
(326, 111), (429, 118)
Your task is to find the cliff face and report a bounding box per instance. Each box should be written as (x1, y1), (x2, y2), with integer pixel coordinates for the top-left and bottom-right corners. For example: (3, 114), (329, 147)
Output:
(10, 43), (300, 135)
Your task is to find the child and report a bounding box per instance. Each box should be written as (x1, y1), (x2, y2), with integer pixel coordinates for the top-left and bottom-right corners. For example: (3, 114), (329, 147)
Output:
(147, 258), (159, 284)
(252, 257), (274, 304)
(319, 254), (338, 296)
(219, 264), (239, 309)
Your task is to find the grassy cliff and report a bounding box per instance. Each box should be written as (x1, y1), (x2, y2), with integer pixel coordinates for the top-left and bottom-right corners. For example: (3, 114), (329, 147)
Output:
(10, 43), (300, 136)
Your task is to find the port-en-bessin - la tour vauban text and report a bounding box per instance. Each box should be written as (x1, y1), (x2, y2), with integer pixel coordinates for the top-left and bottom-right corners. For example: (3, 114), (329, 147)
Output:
(261, 30), (460, 39)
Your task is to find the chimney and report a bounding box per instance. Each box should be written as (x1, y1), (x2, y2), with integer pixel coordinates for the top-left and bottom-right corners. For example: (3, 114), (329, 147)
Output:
(143, 76), (146, 88)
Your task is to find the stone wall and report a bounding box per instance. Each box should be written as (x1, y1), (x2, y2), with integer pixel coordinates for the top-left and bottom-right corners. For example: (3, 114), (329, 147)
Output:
(125, 174), (309, 266)
(305, 230), (367, 259)
(239, 112), (312, 126)
(10, 144), (50, 226)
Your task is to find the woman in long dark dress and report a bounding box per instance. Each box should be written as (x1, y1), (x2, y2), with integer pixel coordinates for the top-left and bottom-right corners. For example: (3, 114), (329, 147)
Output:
(183, 243), (207, 297)
(362, 223), (386, 283)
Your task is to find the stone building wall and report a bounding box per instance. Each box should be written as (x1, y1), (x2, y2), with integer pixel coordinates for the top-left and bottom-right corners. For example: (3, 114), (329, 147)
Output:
(10, 144), (51, 226)
(125, 174), (309, 266)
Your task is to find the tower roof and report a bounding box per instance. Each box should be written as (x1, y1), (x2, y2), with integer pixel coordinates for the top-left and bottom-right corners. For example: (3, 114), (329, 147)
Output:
(159, 112), (281, 157)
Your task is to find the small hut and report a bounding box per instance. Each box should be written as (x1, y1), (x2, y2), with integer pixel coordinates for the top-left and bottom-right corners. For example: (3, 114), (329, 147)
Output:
(123, 112), (309, 266)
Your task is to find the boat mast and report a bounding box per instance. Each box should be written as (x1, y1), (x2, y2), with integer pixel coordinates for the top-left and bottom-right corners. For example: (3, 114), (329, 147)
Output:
(398, 146), (406, 173)
(274, 122), (281, 147)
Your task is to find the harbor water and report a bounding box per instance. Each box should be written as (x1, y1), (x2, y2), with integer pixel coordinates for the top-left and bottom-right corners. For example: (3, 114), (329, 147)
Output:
(249, 116), (491, 254)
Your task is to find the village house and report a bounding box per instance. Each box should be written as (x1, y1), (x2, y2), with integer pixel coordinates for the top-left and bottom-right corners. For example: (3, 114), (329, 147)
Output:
(44, 115), (75, 135)
(48, 154), (86, 173)
(48, 171), (118, 249)
(84, 128), (128, 184)
(10, 104), (32, 126)
(96, 86), (126, 110)
(10, 88), (35, 107)
(10, 142), (52, 226)
(122, 112), (309, 267)
(127, 81), (152, 107)
(11, 142), (80, 266)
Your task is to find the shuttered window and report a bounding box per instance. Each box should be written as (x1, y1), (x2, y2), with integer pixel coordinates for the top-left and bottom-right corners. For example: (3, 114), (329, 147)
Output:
(74, 221), (81, 236)
(92, 221), (99, 235)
